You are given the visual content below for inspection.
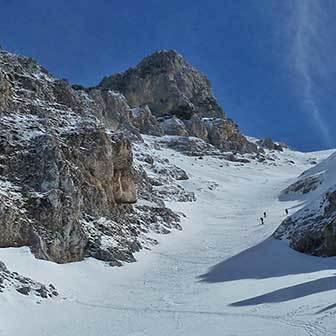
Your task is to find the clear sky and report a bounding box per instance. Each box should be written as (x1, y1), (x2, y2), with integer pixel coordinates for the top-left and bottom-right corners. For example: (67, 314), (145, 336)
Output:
(1, 0), (335, 151)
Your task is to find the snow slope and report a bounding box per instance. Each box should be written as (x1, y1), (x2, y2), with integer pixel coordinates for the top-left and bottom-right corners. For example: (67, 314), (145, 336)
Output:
(0, 138), (335, 336)
(280, 150), (336, 202)
(275, 149), (336, 256)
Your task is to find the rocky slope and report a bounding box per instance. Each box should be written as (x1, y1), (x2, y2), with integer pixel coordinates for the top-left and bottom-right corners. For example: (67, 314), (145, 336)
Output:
(0, 48), (193, 276)
(0, 261), (58, 299)
(274, 151), (336, 256)
(99, 50), (258, 153)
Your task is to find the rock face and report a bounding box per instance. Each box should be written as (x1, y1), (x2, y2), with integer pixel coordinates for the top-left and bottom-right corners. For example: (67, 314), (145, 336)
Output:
(86, 89), (131, 130)
(0, 49), (187, 265)
(14, 130), (136, 263)
(99, 50), (258, 153)
(160, 116), (189, 136)
(0, 50), (138, 264)
(129, 105), (163, 136)
(100, 50), (224, 119)
(203, 118), (257, 153)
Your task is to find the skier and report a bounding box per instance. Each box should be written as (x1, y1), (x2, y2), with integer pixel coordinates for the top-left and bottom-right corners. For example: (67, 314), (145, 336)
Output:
(285, 208), (289, 215)
(260, 217), (264, 225)
(263, 211), (267, 218)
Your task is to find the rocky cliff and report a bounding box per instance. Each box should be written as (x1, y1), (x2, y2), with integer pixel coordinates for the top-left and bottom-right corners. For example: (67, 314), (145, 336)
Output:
(0, 46), (262, 272)
(0, 49), (187, 268)
(100, 50), (224, 119)
(99, 50), (257, 153)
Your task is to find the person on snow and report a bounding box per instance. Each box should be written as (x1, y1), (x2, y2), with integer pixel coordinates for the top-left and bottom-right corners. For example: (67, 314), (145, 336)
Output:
(285, 209), (289, 215)
(263, 211), (267, 218)
(260, 217), (264, 225)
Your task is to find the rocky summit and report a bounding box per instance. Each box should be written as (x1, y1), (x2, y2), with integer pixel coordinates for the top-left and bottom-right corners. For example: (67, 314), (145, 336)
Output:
(99, 50), (257, 153)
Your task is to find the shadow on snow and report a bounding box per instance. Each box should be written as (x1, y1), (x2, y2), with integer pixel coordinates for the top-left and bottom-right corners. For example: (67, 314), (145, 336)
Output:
(198, 238), (336, 283)
(230, 275), (336, 307)
(198, 237), (336, 309)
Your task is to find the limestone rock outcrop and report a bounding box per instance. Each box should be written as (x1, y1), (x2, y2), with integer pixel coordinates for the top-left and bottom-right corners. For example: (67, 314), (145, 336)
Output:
(99, 50), (224, 119)
(129, 105), (163, 136)
(0, 49), (184, 265)
(98, 50), (258, 153)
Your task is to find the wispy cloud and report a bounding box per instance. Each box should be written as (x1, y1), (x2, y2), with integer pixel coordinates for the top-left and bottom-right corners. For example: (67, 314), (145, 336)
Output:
(290, 0), (332, 146)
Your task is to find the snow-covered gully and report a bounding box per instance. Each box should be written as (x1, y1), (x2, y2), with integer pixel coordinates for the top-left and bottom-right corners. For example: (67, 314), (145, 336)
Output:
(1, 141), (336, 336)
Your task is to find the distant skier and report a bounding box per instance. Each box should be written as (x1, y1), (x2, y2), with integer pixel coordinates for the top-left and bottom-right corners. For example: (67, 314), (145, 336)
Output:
(260, 217), (264, 225)
(263, 211), (267, 218)
(285, 209), (289, 215)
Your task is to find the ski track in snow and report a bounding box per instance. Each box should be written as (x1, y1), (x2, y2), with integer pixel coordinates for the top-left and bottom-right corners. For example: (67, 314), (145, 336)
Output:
(0, 138), (336, 336)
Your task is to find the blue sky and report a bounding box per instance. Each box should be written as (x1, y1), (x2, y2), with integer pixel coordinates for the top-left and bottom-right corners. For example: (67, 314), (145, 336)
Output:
(0, 0), (335, 151)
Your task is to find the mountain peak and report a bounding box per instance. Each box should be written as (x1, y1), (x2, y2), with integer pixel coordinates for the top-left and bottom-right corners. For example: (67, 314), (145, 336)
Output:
(98, 49), (221, 119)
(137, 49), (185, 69)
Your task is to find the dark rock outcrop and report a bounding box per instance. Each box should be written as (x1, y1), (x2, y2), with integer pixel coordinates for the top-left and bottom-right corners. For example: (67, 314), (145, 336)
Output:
(0, 261), (58, 298)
